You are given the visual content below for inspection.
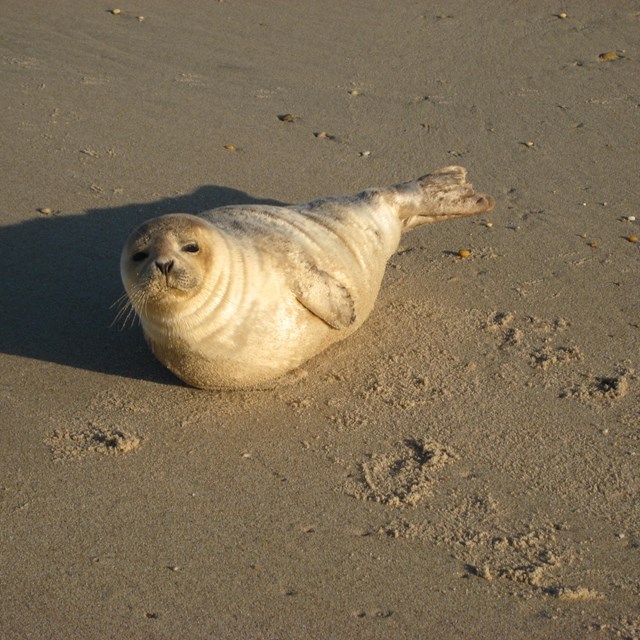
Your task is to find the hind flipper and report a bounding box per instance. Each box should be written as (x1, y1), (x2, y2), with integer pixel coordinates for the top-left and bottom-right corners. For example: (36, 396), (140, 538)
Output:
(386, 166), (495, 230)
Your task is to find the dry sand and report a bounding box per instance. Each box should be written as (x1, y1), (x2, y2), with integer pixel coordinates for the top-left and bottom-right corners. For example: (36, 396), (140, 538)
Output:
(1, 1), (639, 638)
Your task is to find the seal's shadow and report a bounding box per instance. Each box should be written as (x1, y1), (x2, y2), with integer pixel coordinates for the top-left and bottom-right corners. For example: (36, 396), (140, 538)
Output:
(0, 186), (287, 384)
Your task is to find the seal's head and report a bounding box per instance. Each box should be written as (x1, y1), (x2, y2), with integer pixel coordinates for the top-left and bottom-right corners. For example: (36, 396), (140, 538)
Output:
(120, 214), (218, 317)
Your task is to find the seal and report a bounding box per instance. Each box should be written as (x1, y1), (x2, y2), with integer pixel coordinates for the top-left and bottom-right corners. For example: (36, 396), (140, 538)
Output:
(120, 166), (494, 389)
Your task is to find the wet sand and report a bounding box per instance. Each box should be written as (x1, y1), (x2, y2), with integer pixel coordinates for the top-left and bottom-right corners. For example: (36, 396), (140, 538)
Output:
(1, 1), (639, 638)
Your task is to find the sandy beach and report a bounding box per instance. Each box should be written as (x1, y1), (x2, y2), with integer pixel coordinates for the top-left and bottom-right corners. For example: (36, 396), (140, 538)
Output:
(1, 1), (639, 638)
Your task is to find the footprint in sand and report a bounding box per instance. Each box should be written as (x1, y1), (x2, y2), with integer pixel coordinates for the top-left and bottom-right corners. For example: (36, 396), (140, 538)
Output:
(46, 425), (142, 460)
(346, 438), (458, 507)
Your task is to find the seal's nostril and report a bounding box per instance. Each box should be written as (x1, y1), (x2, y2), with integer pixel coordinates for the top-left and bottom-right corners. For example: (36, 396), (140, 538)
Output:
(155, 259), (174, 275)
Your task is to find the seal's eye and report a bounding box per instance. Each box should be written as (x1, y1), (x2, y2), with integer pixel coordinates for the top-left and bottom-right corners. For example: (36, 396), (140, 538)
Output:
(182, 243), (199, 253)
(132, 251), (149, 262)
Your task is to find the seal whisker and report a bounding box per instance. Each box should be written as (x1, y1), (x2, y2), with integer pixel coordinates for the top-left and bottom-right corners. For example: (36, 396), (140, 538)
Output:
(110, 297), (133, 329)
(122, 301), (140, 330)
(112, 302), (136, 330)
(110, 291), (131, 310)
(111, 286), (145, 330)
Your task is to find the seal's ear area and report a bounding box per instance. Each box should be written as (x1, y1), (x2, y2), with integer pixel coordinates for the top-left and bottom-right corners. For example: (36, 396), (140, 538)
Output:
(293, 267), (356, 330)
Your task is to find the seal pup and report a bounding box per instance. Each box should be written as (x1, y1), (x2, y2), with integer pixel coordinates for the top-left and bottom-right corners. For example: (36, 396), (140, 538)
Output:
(120, 166), (494, 389)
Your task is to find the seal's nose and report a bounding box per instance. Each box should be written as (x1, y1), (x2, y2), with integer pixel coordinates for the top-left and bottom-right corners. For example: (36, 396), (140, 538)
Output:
(155, 259), (174, 275)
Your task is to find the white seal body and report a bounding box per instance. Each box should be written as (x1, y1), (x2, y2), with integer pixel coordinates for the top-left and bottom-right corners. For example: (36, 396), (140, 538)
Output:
(120, 166), (494, 388)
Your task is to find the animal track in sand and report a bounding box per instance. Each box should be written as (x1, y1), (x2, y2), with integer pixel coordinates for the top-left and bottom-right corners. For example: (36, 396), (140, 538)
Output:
(46, 425), (141, 460)
(346, 438), (458, 507)
(484, 310), (585, 392)
(485, 312), (637, 409)
(485, 310), (579, 364)
(377, 497), (598, 598)
(561, 367), (636, 404)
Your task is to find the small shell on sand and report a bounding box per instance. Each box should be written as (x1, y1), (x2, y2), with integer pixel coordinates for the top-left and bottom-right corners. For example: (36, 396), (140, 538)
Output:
(278, 113), (296, 123)
(458, 249), (471, 258)
(626, 235), (638, 243)
(599, 52), (620, 61)
(37, 207), (53, 215)
(110, 8), (121, 15)
(314, 131), (336, 140)
(223, 144), (236, 151)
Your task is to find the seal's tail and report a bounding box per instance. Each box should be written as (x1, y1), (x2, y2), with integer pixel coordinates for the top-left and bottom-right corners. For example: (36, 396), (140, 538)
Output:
(388, 166), (495, 231)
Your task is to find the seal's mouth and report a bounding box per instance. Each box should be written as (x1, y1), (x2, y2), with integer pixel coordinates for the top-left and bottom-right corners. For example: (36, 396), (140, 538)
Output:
(146, 274), (197, 297)
(137, 257), (198, 291)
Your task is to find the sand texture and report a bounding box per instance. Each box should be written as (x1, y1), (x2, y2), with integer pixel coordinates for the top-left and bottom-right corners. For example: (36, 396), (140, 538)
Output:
(1, 1), (639, 638)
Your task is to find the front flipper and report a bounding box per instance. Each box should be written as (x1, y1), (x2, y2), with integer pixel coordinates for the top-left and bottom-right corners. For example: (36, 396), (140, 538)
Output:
(293, 265), (356, 330)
